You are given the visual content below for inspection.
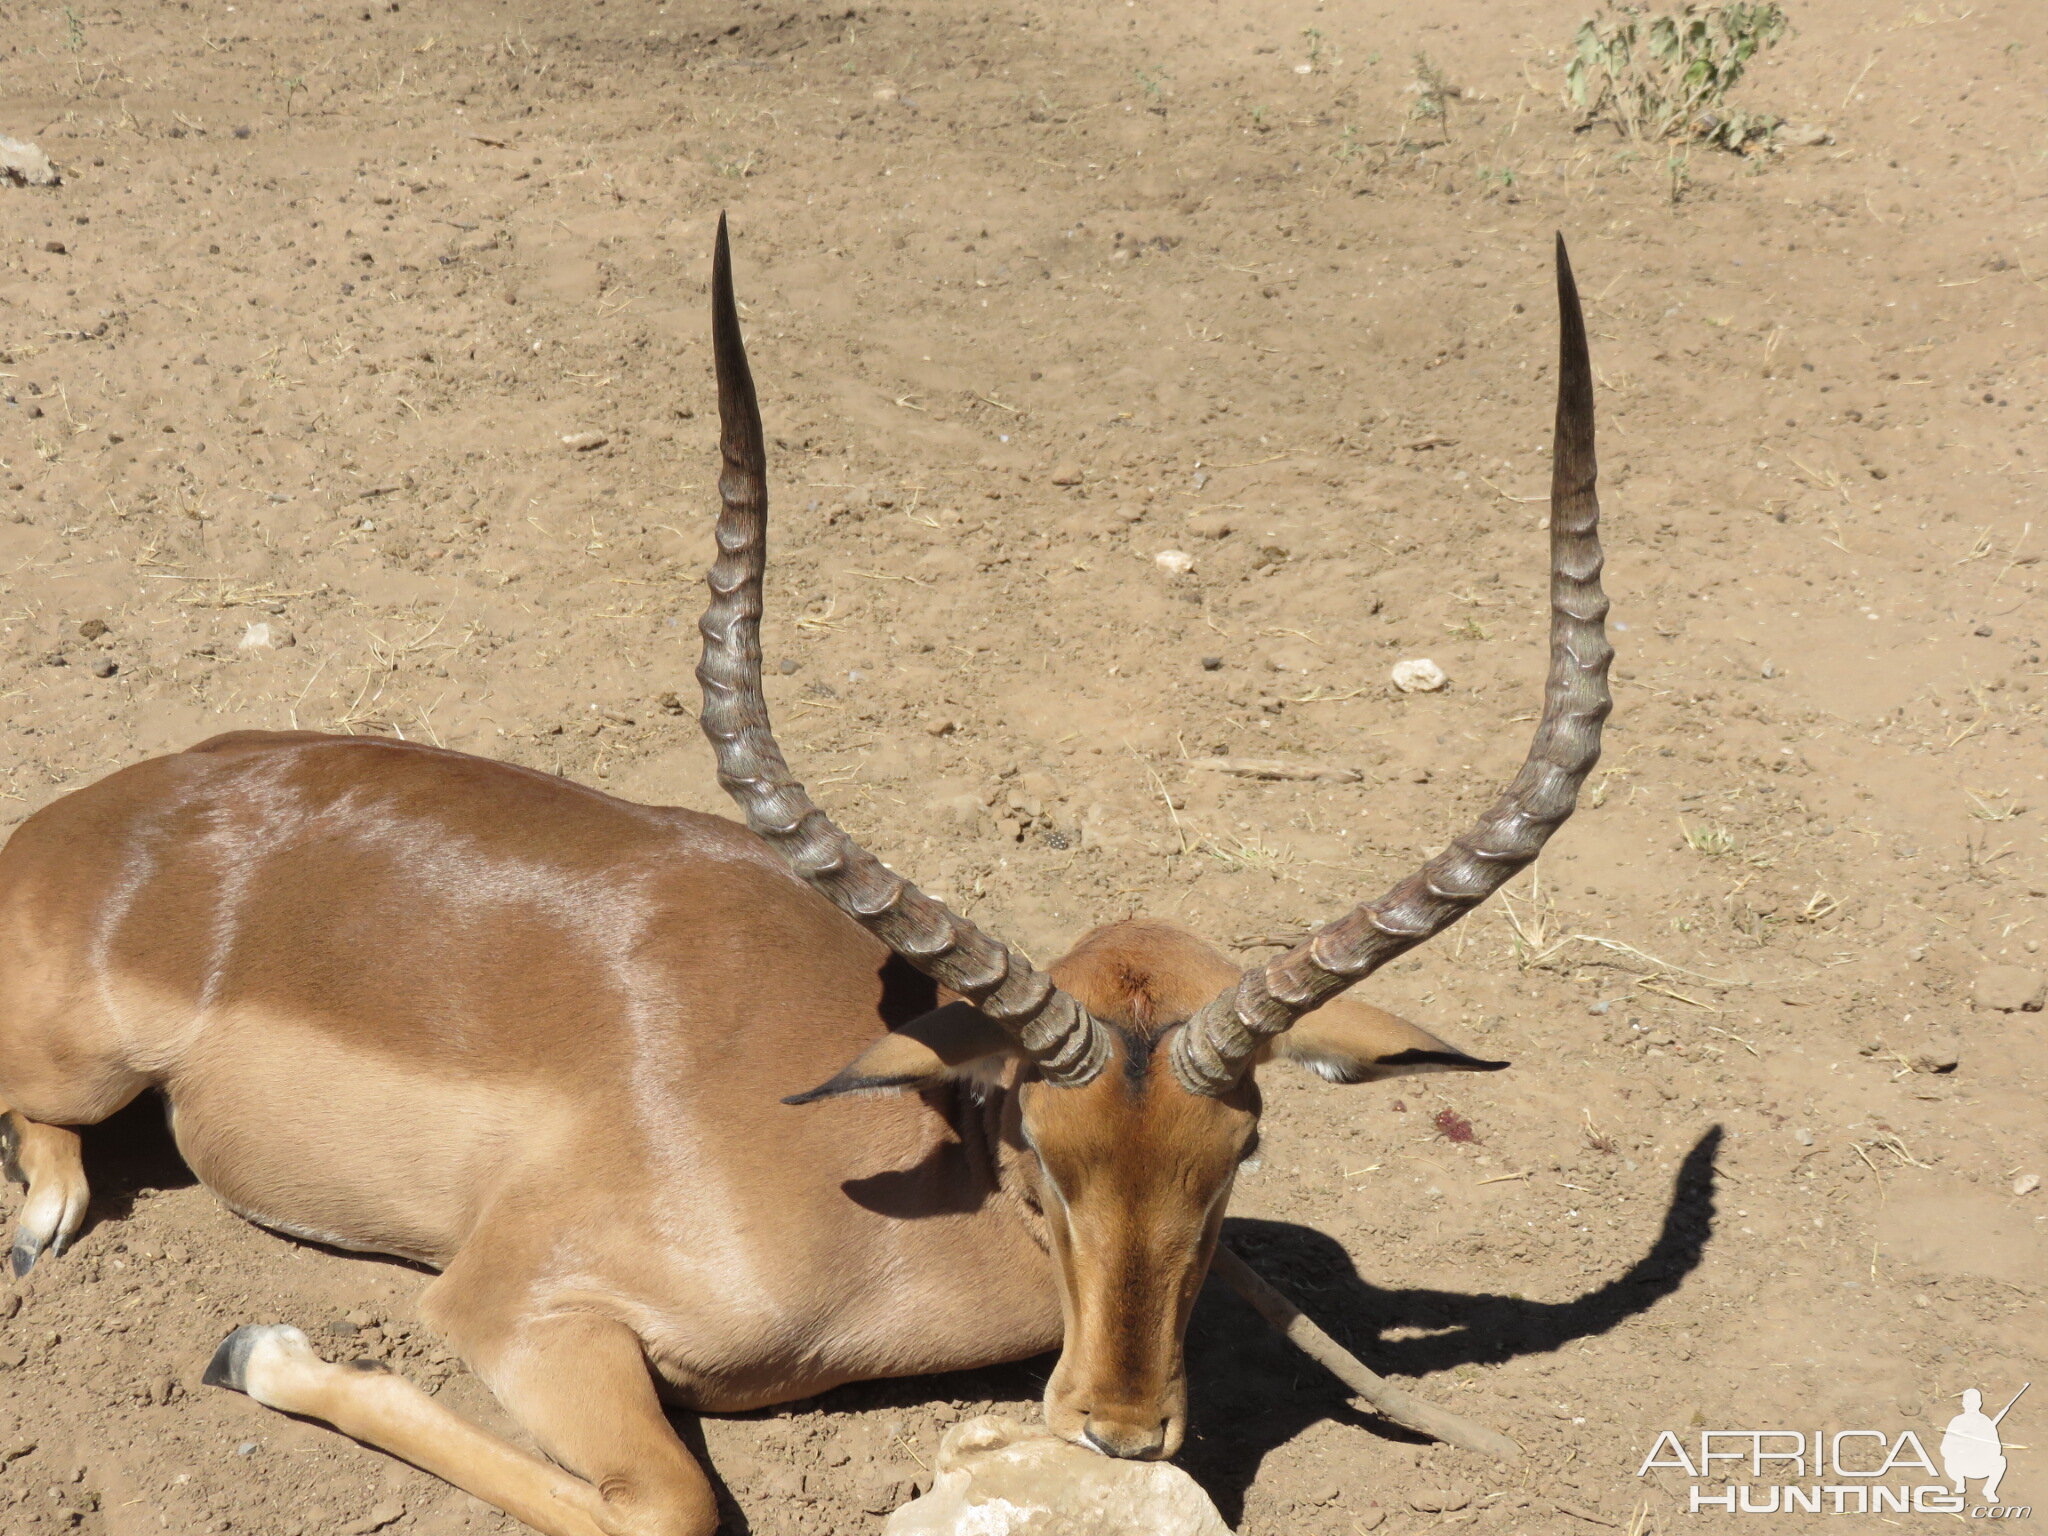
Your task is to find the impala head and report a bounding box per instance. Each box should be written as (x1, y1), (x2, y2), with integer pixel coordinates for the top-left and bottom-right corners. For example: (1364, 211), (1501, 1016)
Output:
(696, 215), (1611, 1458)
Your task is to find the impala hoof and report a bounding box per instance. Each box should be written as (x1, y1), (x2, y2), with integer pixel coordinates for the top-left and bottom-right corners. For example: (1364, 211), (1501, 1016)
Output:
(204, 1323), (315, 1396)
(10, 1184), (81, 1279)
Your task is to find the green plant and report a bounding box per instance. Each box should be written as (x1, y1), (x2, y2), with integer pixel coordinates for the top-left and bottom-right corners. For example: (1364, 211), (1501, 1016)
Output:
(1134, 67), (1165, 99)
(1301, 26), (1327, 68)
(61, 4), (84, 49)
(1565, 3), (1789, 151)
(1410, 51), (1452, 127)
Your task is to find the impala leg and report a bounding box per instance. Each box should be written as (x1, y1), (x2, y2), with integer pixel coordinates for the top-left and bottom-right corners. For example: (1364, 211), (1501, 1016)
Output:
(204, 1325), (614, 1536)
(0, 1105), (89, 1277)
(466, 1311), (722, 1536)
(204, 1314), (719, 1536)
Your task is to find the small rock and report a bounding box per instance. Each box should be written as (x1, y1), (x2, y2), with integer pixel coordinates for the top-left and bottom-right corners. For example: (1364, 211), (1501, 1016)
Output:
(1777, 122), (1833, 147)
(1355, 1512), (1386, 1531)
(239, 621), (293, 650)
(1153, 549), (1195, 576)
(42, 239), (67, 255)
(348, 1497), (406, 1534)
(872, 81), (900, 102)
(1017, 770), (1061, 802)
(236, 1442), (259, 1456)
(1973, 965), (2045, 1012)
(560, 430), (610, 452)
(77, 618), (109, 641)
(1048, 461), (1084, 486)
(656, 691), (687, 715)
(0, 134), (61, 187)
(1260, 646), (1317, 675)
(882, 1416), (1228, 1535)
(43, 653), (66, 667)
(1408, 1489), (1470, 1513)
(926, 718), (957, 737)
(89, 657), (117, 678)
(1391, 657), (1448, 693)
(1909, 1036), (1960, 1075)
(2014, 1173), (2042, 1197)
(1199, 655), (1223, 671)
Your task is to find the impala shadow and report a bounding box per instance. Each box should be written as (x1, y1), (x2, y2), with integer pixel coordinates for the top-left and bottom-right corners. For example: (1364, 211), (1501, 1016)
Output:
(806, 1125), (1721, 1526)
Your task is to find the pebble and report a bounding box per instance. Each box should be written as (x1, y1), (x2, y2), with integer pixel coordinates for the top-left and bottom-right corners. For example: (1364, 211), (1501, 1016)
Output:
(1391, 657), (1448, 692)
(1049, 461), (1084, 486)
(239, 621), (294, 650)
(925, 718), (956, 737)
(78, 618), (109, 640)
(1153, 549), (1195, 576)
(1408, 1489), (1469, 1513)
(348, 1497), (407, 1534)
(2015, 1173), (2042, 1197)
(89, 657), (117, 678)
(560, 430), (610, 452)
(1972, 965), (2045, 1012)
(1199, 655), (1223, 671)
(236, 1442), (259, 1456)
(1909, 1036), (1960, 1074)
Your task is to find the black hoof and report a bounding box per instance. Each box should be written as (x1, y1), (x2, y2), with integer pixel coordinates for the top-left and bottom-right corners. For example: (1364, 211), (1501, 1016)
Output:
(203, 1325), (268, 1393)
(8, 1239), (38, 1279)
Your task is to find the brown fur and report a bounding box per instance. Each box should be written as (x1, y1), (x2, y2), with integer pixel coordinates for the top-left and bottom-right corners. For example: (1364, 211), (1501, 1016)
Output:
(0, 732), (1496, 1534)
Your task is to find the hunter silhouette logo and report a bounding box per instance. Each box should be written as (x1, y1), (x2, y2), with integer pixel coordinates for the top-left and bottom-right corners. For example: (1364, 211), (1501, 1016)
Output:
(1943, 1386), (2027, 1507)
(1636, 1382), (2032, 1518)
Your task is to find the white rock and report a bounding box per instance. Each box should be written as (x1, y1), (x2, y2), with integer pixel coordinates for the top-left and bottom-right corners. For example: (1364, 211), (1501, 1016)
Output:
(1391, 658), (1448, 693)
(1153, 550), (1196, 576)
(0, 135), (60, 187)
(560, 430), (610, 452)
(2015, 1173), (2042, 1197)
(239, 622), (294, 650)
(883, 1417), (1229, 1536)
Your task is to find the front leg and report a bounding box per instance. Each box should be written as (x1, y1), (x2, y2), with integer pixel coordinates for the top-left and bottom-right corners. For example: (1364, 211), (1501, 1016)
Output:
(205, 1311), (718, 1536)
(1, 1106), (89, 1276)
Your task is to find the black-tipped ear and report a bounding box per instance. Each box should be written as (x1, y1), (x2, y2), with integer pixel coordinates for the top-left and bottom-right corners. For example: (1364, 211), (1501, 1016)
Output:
(1264, 998), (1508, 1083)
(784, 1002), (1021, 1105)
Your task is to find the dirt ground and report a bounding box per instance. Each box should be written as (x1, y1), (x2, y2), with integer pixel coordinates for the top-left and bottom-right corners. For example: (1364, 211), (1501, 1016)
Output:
(3, 0), (2046, 1531)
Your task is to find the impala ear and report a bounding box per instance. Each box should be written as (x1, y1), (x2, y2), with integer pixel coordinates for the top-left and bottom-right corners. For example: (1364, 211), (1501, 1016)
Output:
(784, 1002), (1022, 1104)
(1260, 997), (1509, 1083)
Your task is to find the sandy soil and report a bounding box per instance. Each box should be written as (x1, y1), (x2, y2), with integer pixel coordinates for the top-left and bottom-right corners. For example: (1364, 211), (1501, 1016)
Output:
(3, 0), (2045, 1531)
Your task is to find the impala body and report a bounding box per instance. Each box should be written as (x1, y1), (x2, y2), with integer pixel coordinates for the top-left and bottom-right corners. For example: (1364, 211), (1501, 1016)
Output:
(0, 223), (1609, 1536)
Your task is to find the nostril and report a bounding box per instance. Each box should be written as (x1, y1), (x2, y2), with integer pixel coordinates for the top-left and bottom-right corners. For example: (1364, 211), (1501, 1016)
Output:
(1080, 1426), (1115, 1457)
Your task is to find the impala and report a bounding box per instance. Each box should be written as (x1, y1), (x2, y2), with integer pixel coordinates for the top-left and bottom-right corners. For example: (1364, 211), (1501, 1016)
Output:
(0, 221), (1609, 1536)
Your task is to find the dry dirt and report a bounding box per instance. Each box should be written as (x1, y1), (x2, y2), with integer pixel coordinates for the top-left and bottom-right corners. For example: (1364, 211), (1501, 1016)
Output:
(3, 0), (2046, 1532)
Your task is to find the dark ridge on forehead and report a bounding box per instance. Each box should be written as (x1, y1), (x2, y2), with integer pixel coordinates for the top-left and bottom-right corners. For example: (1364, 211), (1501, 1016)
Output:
(1117, 1021), (1154, 1089)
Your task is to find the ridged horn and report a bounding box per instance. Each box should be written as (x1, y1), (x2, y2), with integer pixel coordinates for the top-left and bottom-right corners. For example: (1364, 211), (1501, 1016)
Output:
(1169, 234), (1613, 1096)
(694, 215), (1110, 1088)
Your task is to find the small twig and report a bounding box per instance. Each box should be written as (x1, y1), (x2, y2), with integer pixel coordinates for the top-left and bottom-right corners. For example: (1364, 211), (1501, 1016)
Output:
(1210, 1245), (1520, 1460)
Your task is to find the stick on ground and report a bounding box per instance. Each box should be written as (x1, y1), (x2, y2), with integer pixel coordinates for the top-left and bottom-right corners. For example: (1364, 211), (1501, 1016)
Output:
(1210, 1244), (1521, 1461)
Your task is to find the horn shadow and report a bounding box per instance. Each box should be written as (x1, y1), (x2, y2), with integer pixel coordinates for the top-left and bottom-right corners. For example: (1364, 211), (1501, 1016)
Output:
(1178, 1125), (1723, 1524)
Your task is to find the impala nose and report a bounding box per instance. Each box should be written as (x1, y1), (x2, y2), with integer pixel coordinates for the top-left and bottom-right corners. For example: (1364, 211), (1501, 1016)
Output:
(1080, 1414), (1170, 1460)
